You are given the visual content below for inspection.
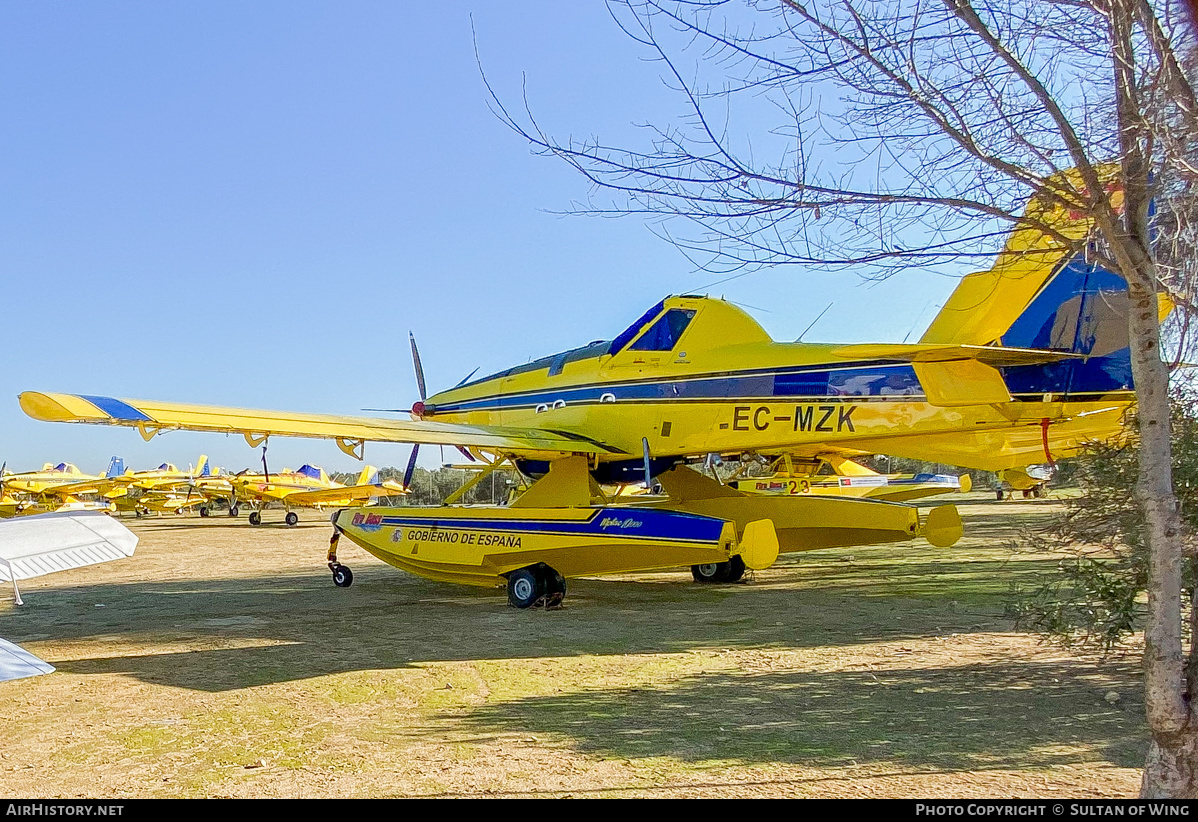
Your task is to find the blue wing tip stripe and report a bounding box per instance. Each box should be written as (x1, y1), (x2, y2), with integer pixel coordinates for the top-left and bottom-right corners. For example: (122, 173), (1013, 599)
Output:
(78, 395), (153, 423)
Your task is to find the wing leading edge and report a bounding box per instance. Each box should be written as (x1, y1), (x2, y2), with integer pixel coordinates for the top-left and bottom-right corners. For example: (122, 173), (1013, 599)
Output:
(19, 392), (624, 457)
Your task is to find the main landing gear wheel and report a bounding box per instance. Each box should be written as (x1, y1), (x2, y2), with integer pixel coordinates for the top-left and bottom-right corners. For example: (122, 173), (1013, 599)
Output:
(539, 565), (567, 607)
(995, 489), (1005, 501)
(249, 511), (262, 526)
(506, 563), (566, 609)
(331, 564), (353, 588)
(199, 506), (210, 518)
(228, 505), (240, 517)
(724, 555), (746, 582)
(285, 512), (298, 526)
(691, 555), (746, 584)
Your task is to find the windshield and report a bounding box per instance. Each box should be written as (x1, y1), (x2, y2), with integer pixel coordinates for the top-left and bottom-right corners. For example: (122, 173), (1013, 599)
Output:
(628, 308), (696, 352)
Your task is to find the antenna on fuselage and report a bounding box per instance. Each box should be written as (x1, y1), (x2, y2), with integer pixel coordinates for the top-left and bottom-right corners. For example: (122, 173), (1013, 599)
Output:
(796, 302), (833, 342)
(902, 301), (940, 344)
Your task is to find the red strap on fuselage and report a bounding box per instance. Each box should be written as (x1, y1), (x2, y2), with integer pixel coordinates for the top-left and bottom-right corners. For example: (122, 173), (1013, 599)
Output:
(1040, 418), (1057, 469)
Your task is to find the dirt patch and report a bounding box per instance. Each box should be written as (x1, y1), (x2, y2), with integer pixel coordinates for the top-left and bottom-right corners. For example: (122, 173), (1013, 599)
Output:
(0, 494), (1144, 797)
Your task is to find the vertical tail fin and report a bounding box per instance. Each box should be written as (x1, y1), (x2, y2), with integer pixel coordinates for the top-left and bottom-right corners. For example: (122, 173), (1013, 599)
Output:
(356, 465), (379, 486)
(195, 455), (209, 477)
(921, 168), (1170, 399)
(105, 457), (125, 478)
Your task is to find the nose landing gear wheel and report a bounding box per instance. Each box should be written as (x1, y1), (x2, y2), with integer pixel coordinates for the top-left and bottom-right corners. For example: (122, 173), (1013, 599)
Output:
(248, 511), (262, 526)
(285, 512), (298, 526)
(331, 564), (353, 588)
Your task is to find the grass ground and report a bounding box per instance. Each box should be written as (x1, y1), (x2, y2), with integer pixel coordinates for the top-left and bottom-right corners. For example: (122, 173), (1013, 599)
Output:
(0, 492), (1145, 797)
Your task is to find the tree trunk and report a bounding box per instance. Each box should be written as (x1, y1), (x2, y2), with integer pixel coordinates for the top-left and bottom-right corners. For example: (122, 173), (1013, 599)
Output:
(1102, 0), (1196, 795)
(1126, 272), (1193, 797)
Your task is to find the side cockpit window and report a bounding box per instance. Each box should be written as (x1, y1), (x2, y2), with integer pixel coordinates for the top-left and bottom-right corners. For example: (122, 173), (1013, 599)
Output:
(629, 309), (696, 352)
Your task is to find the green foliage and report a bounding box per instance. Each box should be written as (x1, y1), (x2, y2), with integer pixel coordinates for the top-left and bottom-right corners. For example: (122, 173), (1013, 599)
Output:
(358, 465), (521, 506)
(1012, 389), (1198, 652)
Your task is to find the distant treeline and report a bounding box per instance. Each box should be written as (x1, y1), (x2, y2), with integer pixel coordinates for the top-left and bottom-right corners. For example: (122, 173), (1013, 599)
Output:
(332, 458), (1038, 507)
(328, 465), (523, 506)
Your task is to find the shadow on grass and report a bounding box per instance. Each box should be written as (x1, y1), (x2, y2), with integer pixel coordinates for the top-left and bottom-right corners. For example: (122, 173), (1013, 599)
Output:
(0, 498), (1082, 694)
(454, 659), (1144, 771)
(0, 552), (1051, 693)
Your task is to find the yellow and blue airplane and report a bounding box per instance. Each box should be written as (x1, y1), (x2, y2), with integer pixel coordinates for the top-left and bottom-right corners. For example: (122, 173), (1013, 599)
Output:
(726, 454), (972, 503)
(69, 456), (234, 517)
(0, 459), (123, 518)
(225, 463), (406, 526)
(19, 182), (1166, 606)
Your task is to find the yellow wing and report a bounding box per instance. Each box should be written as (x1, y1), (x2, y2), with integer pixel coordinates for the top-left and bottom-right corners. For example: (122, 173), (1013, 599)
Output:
(281, 482), (407, 506)
(19, 392), (625, 457)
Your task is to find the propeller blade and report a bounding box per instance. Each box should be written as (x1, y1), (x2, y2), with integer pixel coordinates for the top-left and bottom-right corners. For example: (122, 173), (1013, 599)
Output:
(403, 444), (419, 490)
(409, 332), (427, 401)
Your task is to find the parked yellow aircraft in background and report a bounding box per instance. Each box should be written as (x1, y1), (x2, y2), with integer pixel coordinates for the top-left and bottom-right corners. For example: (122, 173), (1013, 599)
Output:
(226, 463), (406, 526)
(20, 182), (1163, 605)
(46, 456), (229, 518)
(726, 454), (972, 503)
(0, 460), (121, 518)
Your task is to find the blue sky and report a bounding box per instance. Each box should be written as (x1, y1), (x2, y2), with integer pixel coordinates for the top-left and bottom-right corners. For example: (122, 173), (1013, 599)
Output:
(1, 2), (956, 475)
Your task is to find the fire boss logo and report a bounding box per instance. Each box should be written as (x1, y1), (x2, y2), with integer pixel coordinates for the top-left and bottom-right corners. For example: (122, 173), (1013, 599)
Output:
(351, 512), (384, 532)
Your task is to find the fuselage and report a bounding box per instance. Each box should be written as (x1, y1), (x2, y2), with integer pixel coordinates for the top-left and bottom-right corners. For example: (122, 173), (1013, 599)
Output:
(418, 296), (1134, 474)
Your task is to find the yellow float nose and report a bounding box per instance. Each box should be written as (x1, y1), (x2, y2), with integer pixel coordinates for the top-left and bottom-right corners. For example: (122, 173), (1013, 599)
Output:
(738, 519), (780, 570)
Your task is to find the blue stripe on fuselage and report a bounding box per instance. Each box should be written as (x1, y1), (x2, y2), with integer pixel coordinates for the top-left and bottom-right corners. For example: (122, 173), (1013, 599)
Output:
(79, 395), (153, 422)
(431, 362), (925, 414)
(373, 507), (726, 543)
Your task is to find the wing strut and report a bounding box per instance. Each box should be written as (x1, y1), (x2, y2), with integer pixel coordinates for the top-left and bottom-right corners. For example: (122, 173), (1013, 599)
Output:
(402, 445), (419, 491)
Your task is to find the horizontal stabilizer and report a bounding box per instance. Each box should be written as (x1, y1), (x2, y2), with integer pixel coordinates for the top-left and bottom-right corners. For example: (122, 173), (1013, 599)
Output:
(0, 511), (137, 582)
(830, 343), (1078, 368)
(0, 637), (54, 682)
